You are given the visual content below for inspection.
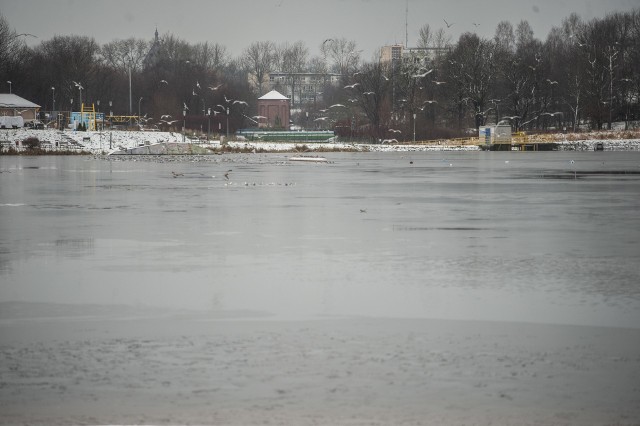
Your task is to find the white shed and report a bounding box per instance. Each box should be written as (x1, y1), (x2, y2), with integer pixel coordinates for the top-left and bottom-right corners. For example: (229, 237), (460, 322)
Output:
(0, 94), (41, 127)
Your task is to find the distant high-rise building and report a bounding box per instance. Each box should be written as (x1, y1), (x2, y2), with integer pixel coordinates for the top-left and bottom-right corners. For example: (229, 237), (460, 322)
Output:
(380, 45), (404, 64)
(380, 44), (450, 66)
(248, 72), (342, 107)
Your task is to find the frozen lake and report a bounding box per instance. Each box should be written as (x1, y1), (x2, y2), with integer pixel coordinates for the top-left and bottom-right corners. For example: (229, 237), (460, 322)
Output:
(1, 151), (640, 328)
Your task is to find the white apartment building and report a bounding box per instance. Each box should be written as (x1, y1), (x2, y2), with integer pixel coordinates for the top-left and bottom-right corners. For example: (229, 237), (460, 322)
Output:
(268, 72), (342, 106)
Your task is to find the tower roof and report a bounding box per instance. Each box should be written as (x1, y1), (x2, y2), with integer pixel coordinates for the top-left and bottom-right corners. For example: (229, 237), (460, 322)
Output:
(258, 90), (289, 100)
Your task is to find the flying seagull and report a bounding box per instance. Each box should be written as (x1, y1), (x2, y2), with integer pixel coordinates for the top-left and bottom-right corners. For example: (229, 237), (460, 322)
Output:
(208, 84), (223, 90)
(344, 83), (360, 89)
(412, 69), (433, 78)
(328, 104), (346, 108)
(443, 19), (454, 28)
(159, 79), (168, 85)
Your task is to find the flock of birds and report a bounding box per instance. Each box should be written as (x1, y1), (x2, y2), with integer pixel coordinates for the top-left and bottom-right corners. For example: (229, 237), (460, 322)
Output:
(108, 23), (562, 135)
(129, 79), (256, 128)
(328, 65), (445, 134)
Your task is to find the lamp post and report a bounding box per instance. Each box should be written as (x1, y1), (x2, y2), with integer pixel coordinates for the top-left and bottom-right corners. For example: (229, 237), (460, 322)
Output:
(51, 87), (55, 112)
(70, 98), (74, 129)
(207, 108), (211, 142)
(128, 65), (132, 116)
(226, 107), (229, 139)
(74, 82), (83, 108)
(138, 97), (143, 126)
(96, 100), (100, 131)
(413, 113), (416, 142)
(109, 101), (113, 149)
(183, 109), (186, 143)
(6, 81), (11, 94)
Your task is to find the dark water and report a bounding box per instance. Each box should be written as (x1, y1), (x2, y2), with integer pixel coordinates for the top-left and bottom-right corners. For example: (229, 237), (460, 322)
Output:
(1, 151), (639, 327)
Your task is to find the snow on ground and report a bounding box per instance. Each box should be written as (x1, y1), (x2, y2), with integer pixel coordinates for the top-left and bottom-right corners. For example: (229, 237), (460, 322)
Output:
(2, 128), (640, 153)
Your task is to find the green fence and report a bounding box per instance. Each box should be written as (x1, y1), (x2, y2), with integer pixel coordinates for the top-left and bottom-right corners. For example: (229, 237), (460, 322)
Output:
(237, 130), (335, 142)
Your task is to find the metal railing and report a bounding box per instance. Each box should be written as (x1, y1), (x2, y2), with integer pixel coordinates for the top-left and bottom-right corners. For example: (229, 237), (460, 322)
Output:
(396, 137), (481, 146)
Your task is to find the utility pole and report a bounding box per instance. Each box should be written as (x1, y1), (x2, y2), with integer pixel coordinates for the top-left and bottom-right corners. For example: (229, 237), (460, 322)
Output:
(129, 66), (132, 116)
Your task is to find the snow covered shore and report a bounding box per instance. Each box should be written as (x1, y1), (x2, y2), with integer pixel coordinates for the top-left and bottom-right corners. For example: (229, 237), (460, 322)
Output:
(2, 128), (639, 154)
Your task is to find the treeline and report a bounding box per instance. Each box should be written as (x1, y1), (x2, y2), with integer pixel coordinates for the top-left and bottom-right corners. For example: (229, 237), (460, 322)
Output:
(1, 10), (638, 141)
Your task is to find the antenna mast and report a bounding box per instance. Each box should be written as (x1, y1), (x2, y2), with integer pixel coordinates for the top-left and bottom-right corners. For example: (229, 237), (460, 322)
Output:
(405, 0), (408, 47)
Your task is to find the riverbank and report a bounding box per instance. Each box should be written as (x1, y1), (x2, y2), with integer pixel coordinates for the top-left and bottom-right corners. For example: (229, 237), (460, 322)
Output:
(2, 128), (639, 155)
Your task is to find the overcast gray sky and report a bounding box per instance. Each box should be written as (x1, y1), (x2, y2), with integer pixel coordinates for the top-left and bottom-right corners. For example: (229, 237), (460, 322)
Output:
(2, 0), (639, 59)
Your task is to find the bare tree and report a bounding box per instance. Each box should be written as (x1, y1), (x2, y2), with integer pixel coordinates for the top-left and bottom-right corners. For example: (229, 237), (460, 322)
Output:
(321, 37), (360, 77)
(446, 33), (497, 129)
(308, 56), (327, 74)
(516, 20), (535, 50)
(494, 21), (515, 54)
(192, 41), (229, 70)
(273, 41), (308, 105)
(241, 41), (274, 96)
(0, 14), (32, 91)
(101, 38), (149, 74)
(156, 33), (192, 64)
(29, 35), (100, 110)
(433, 28), (452, 50)
(348, 60), (392, 141)
(417, 24), (433, 48)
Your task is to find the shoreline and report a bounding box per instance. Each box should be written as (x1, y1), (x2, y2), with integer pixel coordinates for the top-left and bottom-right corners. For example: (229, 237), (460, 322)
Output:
(2, 128), (640, 155)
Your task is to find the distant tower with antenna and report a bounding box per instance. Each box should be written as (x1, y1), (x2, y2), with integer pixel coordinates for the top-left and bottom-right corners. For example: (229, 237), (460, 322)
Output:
(405, 0), (408, 47)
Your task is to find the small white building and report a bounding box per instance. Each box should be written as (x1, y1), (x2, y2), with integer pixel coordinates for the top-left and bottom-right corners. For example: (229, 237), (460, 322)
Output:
(0, 93), (41, 127)
(479, 124), (512, 145)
